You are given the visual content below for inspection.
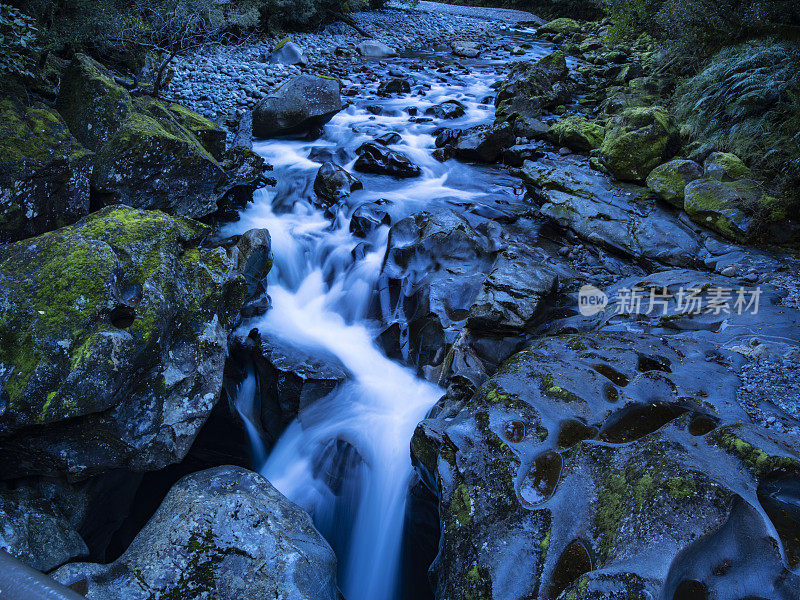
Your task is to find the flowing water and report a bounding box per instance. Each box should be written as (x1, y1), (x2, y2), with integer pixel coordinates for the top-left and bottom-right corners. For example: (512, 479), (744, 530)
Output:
(223, 29), (554, 600)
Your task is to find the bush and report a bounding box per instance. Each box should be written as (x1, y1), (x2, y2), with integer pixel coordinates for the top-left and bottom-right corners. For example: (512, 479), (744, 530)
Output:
(676, 40), (800, 209)
(0, 4), (38, 78)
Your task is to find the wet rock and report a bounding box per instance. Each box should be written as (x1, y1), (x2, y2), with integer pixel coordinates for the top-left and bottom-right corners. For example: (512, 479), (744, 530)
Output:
(228, 228), (272, 299)
(375, 132), (402, 145)
(378, 77), (411, 95)
(683, 178), (758, 241)
(453, 122), (515, 163)
(0, 206), (250, 478)
(467, 251), (558, 333)
(412, 330), (800, 600)
(0, 486), (88, 571)
(596, 106), (681, 182)
(425, 100), (467, 120)
(522, 157), (701, 266)
(357, 40), (397, 59)
(267, 40), (306, 66)
(93, 97), (227, 219)
(646, 158), (704, 207)
(313, 162), (363, 208)
(548, 115), (605, 152)
(350, 200), (392, 238)
(354, 142), (421, 178)
(379, 210), (494, 367)
(0, 97), (92, 242)
(52, 466), (338, 600)
(215, 146), (275, 220)
(253, 74), (342, 137)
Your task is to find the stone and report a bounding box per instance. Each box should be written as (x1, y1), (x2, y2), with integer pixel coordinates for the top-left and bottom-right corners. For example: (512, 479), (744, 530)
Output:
(357, 40), (397, 59)
(452, 41), (481, 58)
(597, 106), (681, 182)
(548, 115), (605, 152)
(646, 158), (704, 206)
(0, 98), (92, 242)
(0, 486), (88, 571)
(253, 74), (342, 137)
(52, 466), (338, 600)
(268, 40), (306, 66)
(378, 77), (411, 95)
(683, 178), (759, 241)
(703, 151), (751, 181)
(93, 97), (226, 219)
(425, 100), (467, 120)
(354, 142), (421, 178)
(452, 122), (515, 163)
(0, 206), (250, 478)
(538, 18), (581, 35)
(350, 200), (392, 238)
(313, 162), (363, 208)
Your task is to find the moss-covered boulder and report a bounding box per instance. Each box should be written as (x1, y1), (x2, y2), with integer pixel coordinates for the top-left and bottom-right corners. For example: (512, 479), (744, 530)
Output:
(683, 178), (759, 241)
(53, 466), (338, 600)
(93, 98), (226, 218)
(56, 54), (133, 152)
(646, 158), (703, 206)
(495, 52), (572, 134)
(167, 102), (226, 161)
(253, 74), (343, 138)
(0, 98), (93, 241)
(549, 115), (605, 151)
(703, 151), (751, 181)
(597, 107), (681, 182)
(0, 206), (257, 478)
(538, 18), (581, 35)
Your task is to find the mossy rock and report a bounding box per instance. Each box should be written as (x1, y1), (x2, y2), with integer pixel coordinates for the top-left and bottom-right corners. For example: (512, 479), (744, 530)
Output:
(683, 178), (758, 241)
(56, 54), (133, 152)
(93, 99), (226, 219)
(549, 115), (605, 152)
(0, 97), (93, 241)
(645, 158), (703, 207)
(703, 151), (751, 181)
(597, 106), (680, 182)
(167, 102), (226, 160)
(495, 52), (572, 128)
(0, 205), (250, 477)
(539, 18), (581, 35)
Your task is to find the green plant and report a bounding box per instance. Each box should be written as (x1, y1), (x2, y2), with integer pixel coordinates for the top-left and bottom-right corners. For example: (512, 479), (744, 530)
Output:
(0, 4), (38, 78)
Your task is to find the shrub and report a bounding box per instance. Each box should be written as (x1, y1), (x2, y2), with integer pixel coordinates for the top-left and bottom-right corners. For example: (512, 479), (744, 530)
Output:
(0, 4), (38, 78)
(676, 40), (800, 210)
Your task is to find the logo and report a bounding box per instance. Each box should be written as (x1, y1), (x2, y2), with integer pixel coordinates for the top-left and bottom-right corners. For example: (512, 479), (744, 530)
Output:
(578, 285), (608, 316)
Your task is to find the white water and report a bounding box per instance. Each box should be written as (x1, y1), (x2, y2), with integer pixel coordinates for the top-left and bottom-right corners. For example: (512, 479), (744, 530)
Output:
(223, 36), (553, 600)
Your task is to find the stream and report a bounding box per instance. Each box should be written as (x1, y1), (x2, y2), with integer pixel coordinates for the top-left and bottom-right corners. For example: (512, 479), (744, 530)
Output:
(222, 26), (552, 600)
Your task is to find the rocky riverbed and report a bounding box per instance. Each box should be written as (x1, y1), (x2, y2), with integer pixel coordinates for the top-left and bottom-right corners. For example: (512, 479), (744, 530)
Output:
(1, 3), (800, 600)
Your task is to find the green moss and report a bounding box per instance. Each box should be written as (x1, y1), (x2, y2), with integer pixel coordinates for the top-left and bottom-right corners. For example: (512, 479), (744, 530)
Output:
(595, 471), (626, 558)
(664, 476), (697, 499)
(450, 484), (472, 528)
(463, 562), (493, 600)
(713, 427), (800, 476)
(273, 36), (291, 51)
(633, 473), (655, 509)
(485, 387), (509, 405)
(539, 530), (551, 553)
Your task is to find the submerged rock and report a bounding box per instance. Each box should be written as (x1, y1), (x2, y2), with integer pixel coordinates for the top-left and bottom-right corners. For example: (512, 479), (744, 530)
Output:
(53, 466), (338, 600)
(253, 74), (342, 137)
(426, 100), (467, 120)
(0, 98), (93, 242)
(597, 106), (680, 182)
(0, 206), (252, 478)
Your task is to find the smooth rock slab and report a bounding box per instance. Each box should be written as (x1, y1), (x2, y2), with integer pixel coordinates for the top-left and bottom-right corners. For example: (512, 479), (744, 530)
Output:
(53, 466), (338, 600)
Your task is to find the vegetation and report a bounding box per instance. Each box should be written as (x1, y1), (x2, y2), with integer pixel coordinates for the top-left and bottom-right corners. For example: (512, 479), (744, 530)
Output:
(0, 4), (38, 78)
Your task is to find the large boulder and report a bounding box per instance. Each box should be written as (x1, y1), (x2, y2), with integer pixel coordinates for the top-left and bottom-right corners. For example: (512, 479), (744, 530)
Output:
(0, 486), (88, 571)
(56, 54), (133, 152)
(548, 115), (605, 152)
(452, 123), (515, 163)
(495, 52), (571, 132)
(357, 40), (397, 59)
(313, 162), (363, 208)
(268, 39), (307, 66)
(253, 74), (342, 137)
(53, 466), (339, 600)
(646, 158), (703, 207)
(683, 178), (758, 241)
(93, 97), (226, 218)
(596, 106), (681, 182)
(0, 206), (256, 479)
(703, 151), (751, 181)
(354, 142), (421, 178)
(0, 98), (93, 242)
